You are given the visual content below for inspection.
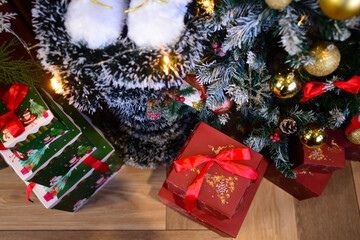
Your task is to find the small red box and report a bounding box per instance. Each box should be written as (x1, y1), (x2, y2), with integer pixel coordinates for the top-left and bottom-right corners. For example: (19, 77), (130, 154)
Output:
(336, 130), (360, 161)
(265, 163), (332, 200)
(160, 122), (269, 237)
(290, 130), (345, 173)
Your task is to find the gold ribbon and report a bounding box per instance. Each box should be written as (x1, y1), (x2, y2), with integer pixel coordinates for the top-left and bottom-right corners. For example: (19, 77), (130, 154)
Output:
(91, 0), (112, 9)
(125, 0), (169, 13)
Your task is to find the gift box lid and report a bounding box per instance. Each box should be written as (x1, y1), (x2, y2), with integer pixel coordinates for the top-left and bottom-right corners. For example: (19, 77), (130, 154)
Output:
(291, 130), (346, 173)
(0, 85), (55, 148)
(166, 122), (267, 219)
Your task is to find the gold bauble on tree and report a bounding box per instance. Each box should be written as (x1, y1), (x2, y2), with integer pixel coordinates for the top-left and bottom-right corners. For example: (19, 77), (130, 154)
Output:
(346, 128), (360, 144)
(319, 0), (360, 20)
(270, 69), (302, 99)
(265, 0), (292, 9)
(304, 41), (341, 77)
(299, 123), (328, 148)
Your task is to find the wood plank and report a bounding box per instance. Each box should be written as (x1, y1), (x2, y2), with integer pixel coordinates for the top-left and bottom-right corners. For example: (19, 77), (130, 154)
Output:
(351, 161), (360, 208)
(236, 179), (298, 240)
(0, 166), (167, 230)
(295, 161), (360, 240)
(166, 207), (207, 230)
(0, 231), (224, 240)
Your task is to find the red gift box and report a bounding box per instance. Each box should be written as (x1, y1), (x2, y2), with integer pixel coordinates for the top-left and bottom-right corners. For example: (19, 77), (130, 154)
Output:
(265, 163), (332, 200)
(160, 122), (269, 237)
(290, 130), (345, 173)
(336, 129), (360, 161)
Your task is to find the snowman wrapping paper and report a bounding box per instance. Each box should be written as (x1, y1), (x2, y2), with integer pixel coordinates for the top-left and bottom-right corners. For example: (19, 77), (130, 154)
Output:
(24, 91), (124, 212)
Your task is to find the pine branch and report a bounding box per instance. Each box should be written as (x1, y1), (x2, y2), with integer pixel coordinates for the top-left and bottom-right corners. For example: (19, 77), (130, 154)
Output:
(0, 39), (41, 85)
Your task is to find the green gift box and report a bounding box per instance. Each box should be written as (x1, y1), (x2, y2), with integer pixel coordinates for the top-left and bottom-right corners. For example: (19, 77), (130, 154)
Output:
(24, 90), (124, 211)
(27, 153), (124, 212)
(0, 87), (81, 181)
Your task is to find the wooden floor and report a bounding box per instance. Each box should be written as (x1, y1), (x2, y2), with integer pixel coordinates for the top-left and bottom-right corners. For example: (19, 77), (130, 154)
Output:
(0, 160), (359, 240)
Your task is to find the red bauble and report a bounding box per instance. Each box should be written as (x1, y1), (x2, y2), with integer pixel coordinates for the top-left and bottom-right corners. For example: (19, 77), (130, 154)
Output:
(210, 97), (234, 115)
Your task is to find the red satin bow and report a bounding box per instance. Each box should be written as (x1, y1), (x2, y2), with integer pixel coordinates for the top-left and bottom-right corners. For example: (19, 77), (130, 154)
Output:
(0, 84), (28, 149)
(174, 148), (258, 213)
(300, 75), (360, 102)
(346, 115), (360, 135)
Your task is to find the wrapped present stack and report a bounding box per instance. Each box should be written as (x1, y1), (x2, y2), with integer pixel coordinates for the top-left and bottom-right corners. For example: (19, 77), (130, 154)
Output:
(265, 129), (346, 200)
(158, 122), (269, 238)
(0, 84), (124, 212)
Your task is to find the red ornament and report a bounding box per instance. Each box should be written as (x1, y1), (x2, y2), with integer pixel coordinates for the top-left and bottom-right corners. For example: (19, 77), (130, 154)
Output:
(175, 96), (180, 101)
(152, 115), (158, 119)
(180, 97), (185, 102)
(210, 97), (234, 115)
(158, 112), (162, 116)
(147, 112), (153, 117)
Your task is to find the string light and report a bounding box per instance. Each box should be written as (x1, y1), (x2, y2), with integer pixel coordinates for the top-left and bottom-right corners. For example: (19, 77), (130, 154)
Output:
(297, 15), (305, 26)
(51, 75), (65, 94)
(201, 0), (215, 14)
(163, 54), (171, 75)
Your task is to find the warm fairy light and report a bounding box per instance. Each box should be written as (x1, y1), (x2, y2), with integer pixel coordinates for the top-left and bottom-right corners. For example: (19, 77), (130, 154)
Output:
(51, 75), (64, 94)
(163, 54), (171, 75)
(297, 15), (305, 26)
(201, 0), (214, 14)
(164, 55), (170, 64)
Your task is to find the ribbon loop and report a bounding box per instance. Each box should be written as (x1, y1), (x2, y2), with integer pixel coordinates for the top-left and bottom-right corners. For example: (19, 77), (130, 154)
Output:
(0, 84), (28, 140)
(301, 75), (360, 102)
(174, 148), (258, 213)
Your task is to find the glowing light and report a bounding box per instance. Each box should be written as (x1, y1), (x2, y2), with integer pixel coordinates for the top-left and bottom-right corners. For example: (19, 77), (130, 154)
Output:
(164, 55), (170, 64)
(51, 75), (64, 94)
(163, 54), (171, 75)
(201, 0), (214, 14)
(297, 15), (305, 26)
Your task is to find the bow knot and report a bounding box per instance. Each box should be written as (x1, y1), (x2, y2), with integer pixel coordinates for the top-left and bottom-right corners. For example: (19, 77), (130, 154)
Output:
(0, 84), (28, 148)
(174, 148), (258, 213)
(301, 75), (360, 102)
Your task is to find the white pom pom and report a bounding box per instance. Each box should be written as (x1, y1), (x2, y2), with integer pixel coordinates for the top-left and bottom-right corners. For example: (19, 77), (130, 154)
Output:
(64, 0), (128, 49)
(127, 0), (192, 49)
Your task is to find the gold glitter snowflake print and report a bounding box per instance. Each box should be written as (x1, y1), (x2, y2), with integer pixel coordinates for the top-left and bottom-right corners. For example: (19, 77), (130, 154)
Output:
(206, 175), (238, 204)
(309, 148), (327, 161)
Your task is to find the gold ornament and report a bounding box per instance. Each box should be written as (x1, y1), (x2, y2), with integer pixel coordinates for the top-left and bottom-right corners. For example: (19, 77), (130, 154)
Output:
(270, 70), (302, 99)
(319, 0), (360, 20)
(304, 41), (341, 77)
(346, 128), (360, 144)
(265, 0), (292, 9)
(299, 123), (328, 148)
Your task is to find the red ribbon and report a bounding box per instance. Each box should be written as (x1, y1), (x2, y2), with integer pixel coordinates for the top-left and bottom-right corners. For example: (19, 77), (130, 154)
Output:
(26, 182), (36, 202)
(0, 84), (28, 148)
(346, 115), (360, 135)
(300, 75), (360, 102)
(83, 155), (110, 173)
(173, 148), (258, 213)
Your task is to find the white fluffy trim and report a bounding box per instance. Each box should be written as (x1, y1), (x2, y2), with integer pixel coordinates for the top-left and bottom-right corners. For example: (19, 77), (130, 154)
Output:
(64, 0), (128, 49)
(127, 0), (192, 49)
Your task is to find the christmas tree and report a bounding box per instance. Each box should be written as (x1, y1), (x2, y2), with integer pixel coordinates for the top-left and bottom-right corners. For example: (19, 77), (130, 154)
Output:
(29, 99), (45, 117)
(19, 145), (47, 170)
(4, 0), (359, 176)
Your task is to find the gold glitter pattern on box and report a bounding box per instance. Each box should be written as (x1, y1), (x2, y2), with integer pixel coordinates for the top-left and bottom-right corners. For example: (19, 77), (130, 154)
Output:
(206, 174), (238, 204)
